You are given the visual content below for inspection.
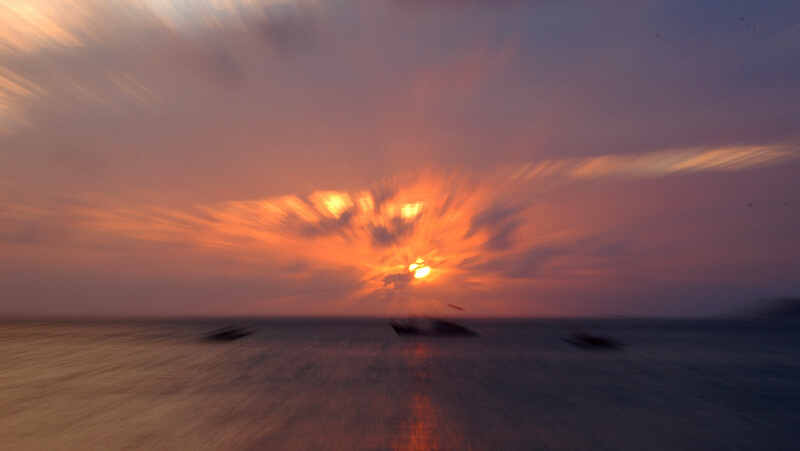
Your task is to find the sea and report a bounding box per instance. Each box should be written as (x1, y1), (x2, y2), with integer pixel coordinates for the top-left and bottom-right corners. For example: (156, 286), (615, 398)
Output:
(1, 317), (799, 450)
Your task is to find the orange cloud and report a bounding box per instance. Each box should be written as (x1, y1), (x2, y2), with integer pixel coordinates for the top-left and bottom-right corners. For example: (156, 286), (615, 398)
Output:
(2, 142), (797, 316)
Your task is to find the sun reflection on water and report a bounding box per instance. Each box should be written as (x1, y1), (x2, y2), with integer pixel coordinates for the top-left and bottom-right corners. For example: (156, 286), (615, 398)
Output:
(392, 342), (464, 451)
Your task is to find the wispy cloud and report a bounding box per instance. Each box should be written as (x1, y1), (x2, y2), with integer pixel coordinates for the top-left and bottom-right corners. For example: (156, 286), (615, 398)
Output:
(509, 145), (799, 181)
(0, 68), (43, 133)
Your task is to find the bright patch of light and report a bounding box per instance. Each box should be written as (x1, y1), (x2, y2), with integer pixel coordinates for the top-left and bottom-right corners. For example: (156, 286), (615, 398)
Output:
(401, 202), (422, 218)
(411, 259), (429, 278)
(310, 191), (353, 218)
(408, 258), (424, 272)
(384, 202), (423, 219)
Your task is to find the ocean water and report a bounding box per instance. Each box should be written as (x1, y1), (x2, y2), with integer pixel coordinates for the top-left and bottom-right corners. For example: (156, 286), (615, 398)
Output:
(1, 318), (799, 450)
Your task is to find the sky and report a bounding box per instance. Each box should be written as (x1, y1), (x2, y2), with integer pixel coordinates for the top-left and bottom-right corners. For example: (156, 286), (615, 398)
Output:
(1, 0), (799, 317)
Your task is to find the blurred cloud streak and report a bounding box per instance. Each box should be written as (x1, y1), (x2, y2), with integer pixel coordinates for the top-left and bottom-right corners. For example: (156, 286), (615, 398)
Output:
(510, 145), (799, 181)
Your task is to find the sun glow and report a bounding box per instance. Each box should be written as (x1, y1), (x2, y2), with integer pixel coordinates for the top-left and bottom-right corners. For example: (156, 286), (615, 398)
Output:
(413, 266), (430, 278)
(410, 259), (431, 279)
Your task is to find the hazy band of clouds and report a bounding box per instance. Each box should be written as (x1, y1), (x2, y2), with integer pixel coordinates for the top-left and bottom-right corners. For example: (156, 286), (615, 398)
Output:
(3, 144), (796, 312)
(4, 144), (794, 250)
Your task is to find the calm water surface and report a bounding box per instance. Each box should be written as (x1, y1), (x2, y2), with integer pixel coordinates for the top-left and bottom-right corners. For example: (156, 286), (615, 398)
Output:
(1, 318), (799, 450)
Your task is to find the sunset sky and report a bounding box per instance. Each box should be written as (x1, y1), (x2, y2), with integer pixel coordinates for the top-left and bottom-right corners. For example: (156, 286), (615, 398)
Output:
(1, 0), (799, 317)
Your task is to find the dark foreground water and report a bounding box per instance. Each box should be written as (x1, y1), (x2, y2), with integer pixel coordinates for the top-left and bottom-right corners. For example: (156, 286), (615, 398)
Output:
(1, 317), (799, 450)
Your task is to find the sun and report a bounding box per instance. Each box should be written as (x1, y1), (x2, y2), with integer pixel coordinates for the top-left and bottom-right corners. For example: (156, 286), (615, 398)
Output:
(413, 266), (430, 278)
(409, 259), (431, 279)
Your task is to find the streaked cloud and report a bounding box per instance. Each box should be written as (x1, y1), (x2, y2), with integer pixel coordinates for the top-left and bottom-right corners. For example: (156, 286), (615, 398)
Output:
(0, 68), (43, 133)
(0, 0), (88, 53)
(0, 0), (316, 133)
(509, 145), (799, 181)
(0, 0), (312, 54)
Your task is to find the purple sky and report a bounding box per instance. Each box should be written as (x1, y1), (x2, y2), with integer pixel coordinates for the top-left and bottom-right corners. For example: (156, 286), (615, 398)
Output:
(1, 1), (799, 317)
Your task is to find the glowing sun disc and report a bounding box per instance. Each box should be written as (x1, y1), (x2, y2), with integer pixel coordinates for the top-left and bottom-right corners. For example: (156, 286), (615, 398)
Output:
(414, 266), (431, 278)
